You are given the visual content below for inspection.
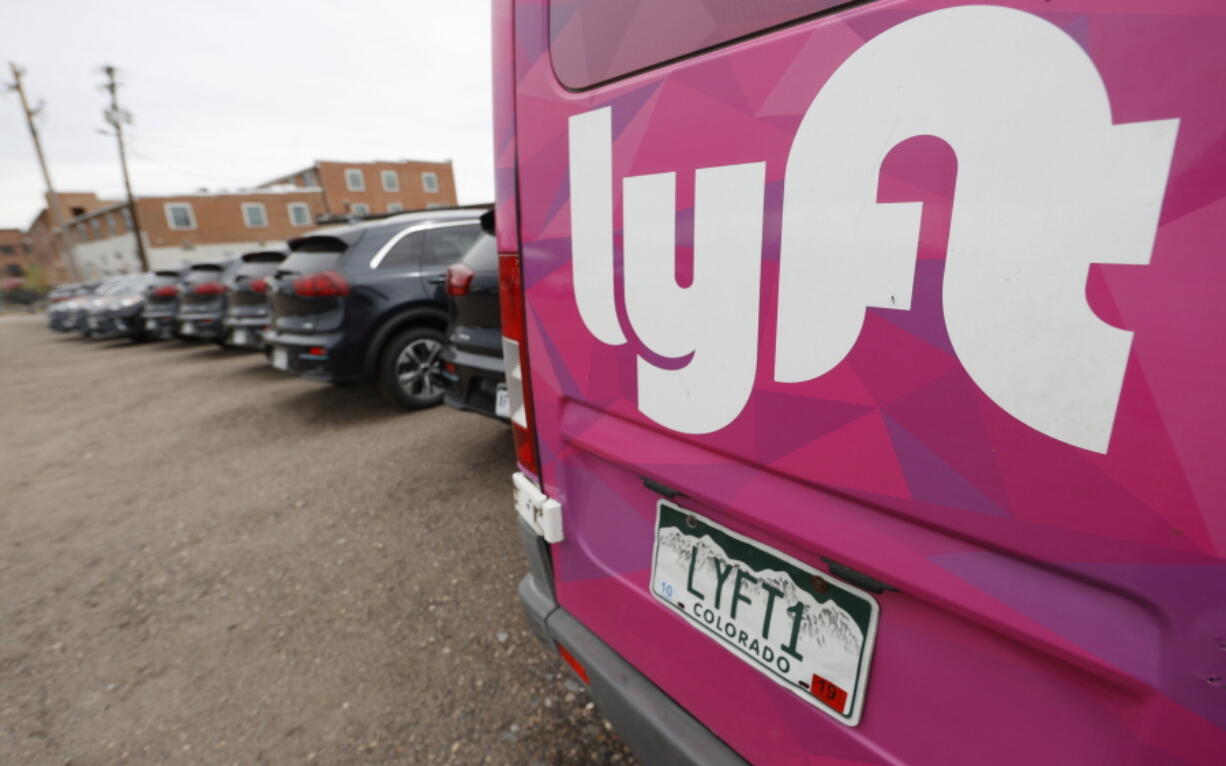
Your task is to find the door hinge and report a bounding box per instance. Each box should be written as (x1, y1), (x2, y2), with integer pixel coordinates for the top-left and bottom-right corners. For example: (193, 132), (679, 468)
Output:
(513, 472), (563, 543)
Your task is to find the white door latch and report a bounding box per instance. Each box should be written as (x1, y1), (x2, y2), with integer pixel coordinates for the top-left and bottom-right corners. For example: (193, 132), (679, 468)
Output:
(512, 472), (563, 543)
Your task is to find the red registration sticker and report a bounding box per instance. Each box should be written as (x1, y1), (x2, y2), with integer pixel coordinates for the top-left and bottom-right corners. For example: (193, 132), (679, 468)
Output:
(810, 674), (849, 712)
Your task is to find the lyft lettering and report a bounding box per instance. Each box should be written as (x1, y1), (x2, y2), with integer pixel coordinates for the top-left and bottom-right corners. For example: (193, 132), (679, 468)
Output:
(567, 6), (1178, 453)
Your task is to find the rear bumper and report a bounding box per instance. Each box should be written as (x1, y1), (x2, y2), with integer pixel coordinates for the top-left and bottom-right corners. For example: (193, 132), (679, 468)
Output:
(177, 311), (225, 338)
(141, 314), (177, 339)
(264, 329), (360, 382)
(442, 346), (508, 421)
(516, 519), (746, 766)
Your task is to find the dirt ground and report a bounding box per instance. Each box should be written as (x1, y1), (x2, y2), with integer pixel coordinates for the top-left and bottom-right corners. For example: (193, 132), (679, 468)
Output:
(0, 314), (635, 765)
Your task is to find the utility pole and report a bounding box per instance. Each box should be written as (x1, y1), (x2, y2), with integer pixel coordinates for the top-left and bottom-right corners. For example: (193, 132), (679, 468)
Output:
(5, 62), (82, 281)
(100, 64), (148, 271)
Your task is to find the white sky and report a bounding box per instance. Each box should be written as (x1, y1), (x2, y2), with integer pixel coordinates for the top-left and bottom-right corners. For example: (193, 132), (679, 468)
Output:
(0, 0), (493, 229)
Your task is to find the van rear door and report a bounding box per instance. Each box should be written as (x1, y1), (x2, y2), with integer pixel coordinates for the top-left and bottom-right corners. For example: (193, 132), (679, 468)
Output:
(506, 1), (1226, 764)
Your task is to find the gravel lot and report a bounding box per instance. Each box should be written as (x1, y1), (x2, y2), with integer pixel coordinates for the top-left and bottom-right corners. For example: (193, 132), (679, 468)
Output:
(0, 314), (635, 765)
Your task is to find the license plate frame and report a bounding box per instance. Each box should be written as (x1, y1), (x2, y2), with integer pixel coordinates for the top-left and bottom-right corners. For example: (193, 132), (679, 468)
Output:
(181, 321), (195, 336)
(271, 346), (289, 370)
(231, 328), (249, 346)
(650, 501), (879, 726)
(495, 384), (510, 419)
(145, 318), (157, 330)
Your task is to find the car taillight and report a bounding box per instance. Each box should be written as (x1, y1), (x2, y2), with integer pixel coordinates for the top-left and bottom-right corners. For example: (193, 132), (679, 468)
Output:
(192, 281), (225, 295)
(152, 285), (178, 297)
(446, 263), (475, 297)
(293, 270), (349, 297)
(499, 252), (539, 477)
(249, 277), (267, 293)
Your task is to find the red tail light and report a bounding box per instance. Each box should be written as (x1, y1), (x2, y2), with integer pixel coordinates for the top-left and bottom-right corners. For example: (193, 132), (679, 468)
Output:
(293, 270), (349, 297)
(249, 277), (267, 293)
(152, 285), (179, 297)
(446, 263), (475, 297)
(192, 281), (225, 295)
(499, 252), (539, 476)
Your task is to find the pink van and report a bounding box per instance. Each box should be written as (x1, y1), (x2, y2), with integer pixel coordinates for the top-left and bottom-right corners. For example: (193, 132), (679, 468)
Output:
(492, 1), (1226, 762)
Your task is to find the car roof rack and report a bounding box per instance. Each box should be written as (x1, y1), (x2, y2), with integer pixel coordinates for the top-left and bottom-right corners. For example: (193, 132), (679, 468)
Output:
(313, 202), (492, 226)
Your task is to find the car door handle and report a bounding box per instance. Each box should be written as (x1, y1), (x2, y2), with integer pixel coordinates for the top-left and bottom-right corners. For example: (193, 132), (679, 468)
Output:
(426, 275), (446, 285)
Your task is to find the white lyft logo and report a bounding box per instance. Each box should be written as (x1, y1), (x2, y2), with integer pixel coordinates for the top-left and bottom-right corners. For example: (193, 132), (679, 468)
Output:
(568, 6), (1177, 453)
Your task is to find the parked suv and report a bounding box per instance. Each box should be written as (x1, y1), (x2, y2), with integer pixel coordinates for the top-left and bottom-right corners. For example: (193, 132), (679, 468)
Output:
(47, 283), (86, 331)
(176, 260), (238, 340)
(222, 250), (286, 349)
(265, 208), (486, 409)
(85, 273), (154, 339)
(142, 269), (187, 340)
(441, 217), (507, 421)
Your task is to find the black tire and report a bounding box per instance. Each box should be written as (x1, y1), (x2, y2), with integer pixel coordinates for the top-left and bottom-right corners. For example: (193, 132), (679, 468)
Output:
(379, 326), (447, 410)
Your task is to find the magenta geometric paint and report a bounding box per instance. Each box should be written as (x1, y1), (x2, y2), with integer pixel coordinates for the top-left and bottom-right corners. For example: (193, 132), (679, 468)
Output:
(497, 1), (1226, 762)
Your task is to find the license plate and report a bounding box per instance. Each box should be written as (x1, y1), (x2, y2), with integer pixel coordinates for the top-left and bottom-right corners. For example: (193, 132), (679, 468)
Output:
(231, 328), (249, 346)
(181, 321), (195, 335)
(495, 384), (510, 419)
(272, 347), (289, 370)
(146, 319), (157, 330)
(651, 502), (879, 726)
(88, 318), (99, 329)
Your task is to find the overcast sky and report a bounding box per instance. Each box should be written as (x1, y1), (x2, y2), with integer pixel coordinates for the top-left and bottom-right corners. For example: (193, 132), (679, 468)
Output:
(0, 0), (492, 229)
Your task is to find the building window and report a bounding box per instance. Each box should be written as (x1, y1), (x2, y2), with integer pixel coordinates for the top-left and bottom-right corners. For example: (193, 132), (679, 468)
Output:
(242, 202), (268, 228)
(0, 245), (13, 254)
(90, 219), (102, 237)
(106, 214), (117, 235)
(387, 202), (404, 213)
(421, 172), (439, 194)
(345, 168), (365, 191)
(288, 202), (312, 227)
(303, 170), (318, 187)
(121, 206), (133, 229)
(165, 203), (196, 230)
(381, 170), (399, 192)
(351, 203), (370, 216)
(78, 223), (90, 241)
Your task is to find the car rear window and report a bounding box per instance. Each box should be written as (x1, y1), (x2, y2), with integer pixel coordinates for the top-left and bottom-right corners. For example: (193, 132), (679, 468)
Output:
(550, 0), (853, 89)
(460, 233), (498, 273)
(183, 266), (223, 284)
(235, 261), (282, 278)
(282, 236), (353, 274)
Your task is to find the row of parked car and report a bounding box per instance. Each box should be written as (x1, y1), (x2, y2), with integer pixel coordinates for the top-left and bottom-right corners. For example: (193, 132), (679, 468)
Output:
(46, 206), (509, 420)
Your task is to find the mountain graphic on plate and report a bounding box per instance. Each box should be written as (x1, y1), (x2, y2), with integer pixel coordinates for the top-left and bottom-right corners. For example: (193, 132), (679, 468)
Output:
(657, 527), (864, 657)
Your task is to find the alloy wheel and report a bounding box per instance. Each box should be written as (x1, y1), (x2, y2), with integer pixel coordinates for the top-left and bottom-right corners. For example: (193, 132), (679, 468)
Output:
(395, 337), (444, 401)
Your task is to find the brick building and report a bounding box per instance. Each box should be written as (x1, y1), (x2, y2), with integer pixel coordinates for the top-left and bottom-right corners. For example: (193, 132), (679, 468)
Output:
(259, 159), (457, 216)
(0, 228), (33, 283)
(65, 186), (328, 277)
(26, 192), (118, 283)
(16, 159), (459, 282)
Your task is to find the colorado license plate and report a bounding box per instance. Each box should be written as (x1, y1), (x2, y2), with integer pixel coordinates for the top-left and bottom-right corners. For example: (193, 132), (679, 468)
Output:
(495, 384), (510, 419)
(651, 501), (879, 726)
(272, 347), (288, 370)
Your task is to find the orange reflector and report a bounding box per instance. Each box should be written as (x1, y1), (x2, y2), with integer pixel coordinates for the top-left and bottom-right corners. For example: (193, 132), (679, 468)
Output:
(557, 643), (589, 684)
